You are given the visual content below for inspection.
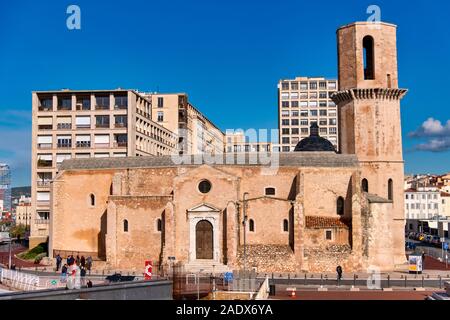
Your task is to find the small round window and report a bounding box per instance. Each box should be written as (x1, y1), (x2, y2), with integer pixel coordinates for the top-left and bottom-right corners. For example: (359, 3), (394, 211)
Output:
(198, 180), (212, 194)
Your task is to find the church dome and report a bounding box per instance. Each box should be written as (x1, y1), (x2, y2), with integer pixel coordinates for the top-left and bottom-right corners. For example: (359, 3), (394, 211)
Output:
(294, 123), (336, 152)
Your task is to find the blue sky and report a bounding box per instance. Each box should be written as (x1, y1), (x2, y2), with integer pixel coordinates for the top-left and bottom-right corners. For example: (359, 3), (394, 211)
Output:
(0, 0), (449, 187)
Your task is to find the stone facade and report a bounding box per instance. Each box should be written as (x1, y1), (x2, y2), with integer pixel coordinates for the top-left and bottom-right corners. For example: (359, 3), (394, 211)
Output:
(49, 21), (408, 273)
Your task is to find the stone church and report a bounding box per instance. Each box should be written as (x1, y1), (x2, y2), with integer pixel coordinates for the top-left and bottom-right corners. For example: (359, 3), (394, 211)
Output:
(49, 21), (408, 273)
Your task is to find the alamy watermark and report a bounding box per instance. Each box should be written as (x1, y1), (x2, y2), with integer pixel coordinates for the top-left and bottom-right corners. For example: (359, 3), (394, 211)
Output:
(66, 5), (81, 30)
(367, 5), (381, 29)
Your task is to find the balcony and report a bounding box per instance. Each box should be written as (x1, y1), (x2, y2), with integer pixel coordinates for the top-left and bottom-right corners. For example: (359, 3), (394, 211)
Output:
(35, 219), (50, 225)
(76, 124), (91, 129)
(96, 123), (110, 129)
(36, 201), (50, 207)
(57, 143), (72, 149)
(114, 104), (127, 110)
(114, 123), (127, 128)
(37, 160), (53, 168)
(95, 105), (110, 110)
(94, 143), (110, 148)
(38, 125), (53, 130)
(57, 123), (72, 130)
(37, 143), (52, 149)
(113, 142), (127, 148)
(37, 180), (51, 187)
(57, 106), (72, 111)
(76, 142), (91, 148)
(38, 105), (52, 112)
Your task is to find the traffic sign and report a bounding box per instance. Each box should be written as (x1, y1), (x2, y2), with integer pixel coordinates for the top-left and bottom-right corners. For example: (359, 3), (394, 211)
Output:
(224, 272), (233, 282)
(144, 260), (152, 280)
(444, 242), (449, 251)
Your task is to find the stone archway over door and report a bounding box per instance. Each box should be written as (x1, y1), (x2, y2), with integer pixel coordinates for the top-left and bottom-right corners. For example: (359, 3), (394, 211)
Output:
(196, 220), (213, 259)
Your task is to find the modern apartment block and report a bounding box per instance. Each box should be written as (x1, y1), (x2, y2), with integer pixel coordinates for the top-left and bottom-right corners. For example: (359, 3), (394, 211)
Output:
(31, 89), (177, 247)
(224, 131), (273, 153)
(0, 164), (11, 212)
(145, 93), (225, 155)
(404, 188), (441, 220)
(278, 77), (338, 152)
(14, 195), (32, 228)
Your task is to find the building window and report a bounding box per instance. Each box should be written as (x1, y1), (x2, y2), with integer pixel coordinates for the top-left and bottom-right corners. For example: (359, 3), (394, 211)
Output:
(265, 187), (276, 196)
(123, 219), (128, 232)
(282, 101), (289, 108)
(388, 179), (393, 201)
(157, 112), (164, 122)
(249, 219), (255, 232)
(325, 230), (332, 240)
(281, 82), (289, 90)
(198, 180), (212, 194)
(337, 197), (344, 216)
(90, 194), (95, 206)
(362, 179), (369, 192)
(157, 219), (162, 232)
(283, 219), (288, 232)
(158, 97), (164, 108)
(363, 36), (375, 80)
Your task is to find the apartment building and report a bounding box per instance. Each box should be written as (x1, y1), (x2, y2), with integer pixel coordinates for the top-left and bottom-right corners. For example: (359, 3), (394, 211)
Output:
(404, 188), (441, 220)
(278, 77), (338, 152)
(145, 93), (224, 155)
(31, 89), (177, 247)
(224, 131), (273, 153)
(15, 195), (32, 228)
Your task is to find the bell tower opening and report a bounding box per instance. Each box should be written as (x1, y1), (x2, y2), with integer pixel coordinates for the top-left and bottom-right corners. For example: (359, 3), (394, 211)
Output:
(363, 36), (375, 80)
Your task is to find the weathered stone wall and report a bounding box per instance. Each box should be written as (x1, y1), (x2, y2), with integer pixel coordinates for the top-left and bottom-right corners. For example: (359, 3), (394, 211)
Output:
(50, 169), (117, 257)
(109, 196), (170, 271)
(304, 227), (349, 247)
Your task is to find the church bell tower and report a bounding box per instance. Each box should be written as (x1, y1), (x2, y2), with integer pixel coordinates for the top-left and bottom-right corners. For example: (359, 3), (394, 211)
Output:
(332, 22), (408, 266)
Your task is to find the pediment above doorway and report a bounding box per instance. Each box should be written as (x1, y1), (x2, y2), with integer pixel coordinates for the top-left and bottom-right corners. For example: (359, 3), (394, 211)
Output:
(188, 203), (221, 213)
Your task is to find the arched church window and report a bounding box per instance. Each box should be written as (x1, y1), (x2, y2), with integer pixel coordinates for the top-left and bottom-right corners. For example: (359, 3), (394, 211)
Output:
(249, 219), (255, 232)
(337, 197), (345, 216)
(388, 179), (393, 201)
(283, 219), (289, 232)
(157, 218), (162, 232)
(362, 178), (369, 192)
(363, 36), (375, 80)
(124, 219), (129, 232)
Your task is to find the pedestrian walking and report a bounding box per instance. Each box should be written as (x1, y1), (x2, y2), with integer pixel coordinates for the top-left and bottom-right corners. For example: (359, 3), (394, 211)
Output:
(80, 255), (86, 268)
(56, 254), (62, 271)
(61, 264), (68, 283)
(336, 265), (343, 284)
(80, 267), (87, 287)
(76, 255), (80, 266)
(86, 256), (93, 274)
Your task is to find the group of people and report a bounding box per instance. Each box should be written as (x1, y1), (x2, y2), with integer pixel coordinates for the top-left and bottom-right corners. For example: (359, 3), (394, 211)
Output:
(55, 254), (93, 289)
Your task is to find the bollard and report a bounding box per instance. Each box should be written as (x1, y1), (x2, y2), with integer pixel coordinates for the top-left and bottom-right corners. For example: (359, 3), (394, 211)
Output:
(439, 275), (442, 289)
(404, 275), (407, 288)
(387, 274), (390, 288)
(421, 275), (424, 288)
(353, 274), (356, 287)
(321, 274), (323, 286)
(304, 273), (307, 285)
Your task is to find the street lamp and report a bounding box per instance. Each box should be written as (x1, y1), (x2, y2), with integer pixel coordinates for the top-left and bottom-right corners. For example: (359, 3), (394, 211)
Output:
(243, 192), (249, 276)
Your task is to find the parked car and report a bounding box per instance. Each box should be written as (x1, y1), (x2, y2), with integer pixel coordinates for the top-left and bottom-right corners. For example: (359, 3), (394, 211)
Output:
(424, 235), (433, 243)
(431, 236), (441, 246)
